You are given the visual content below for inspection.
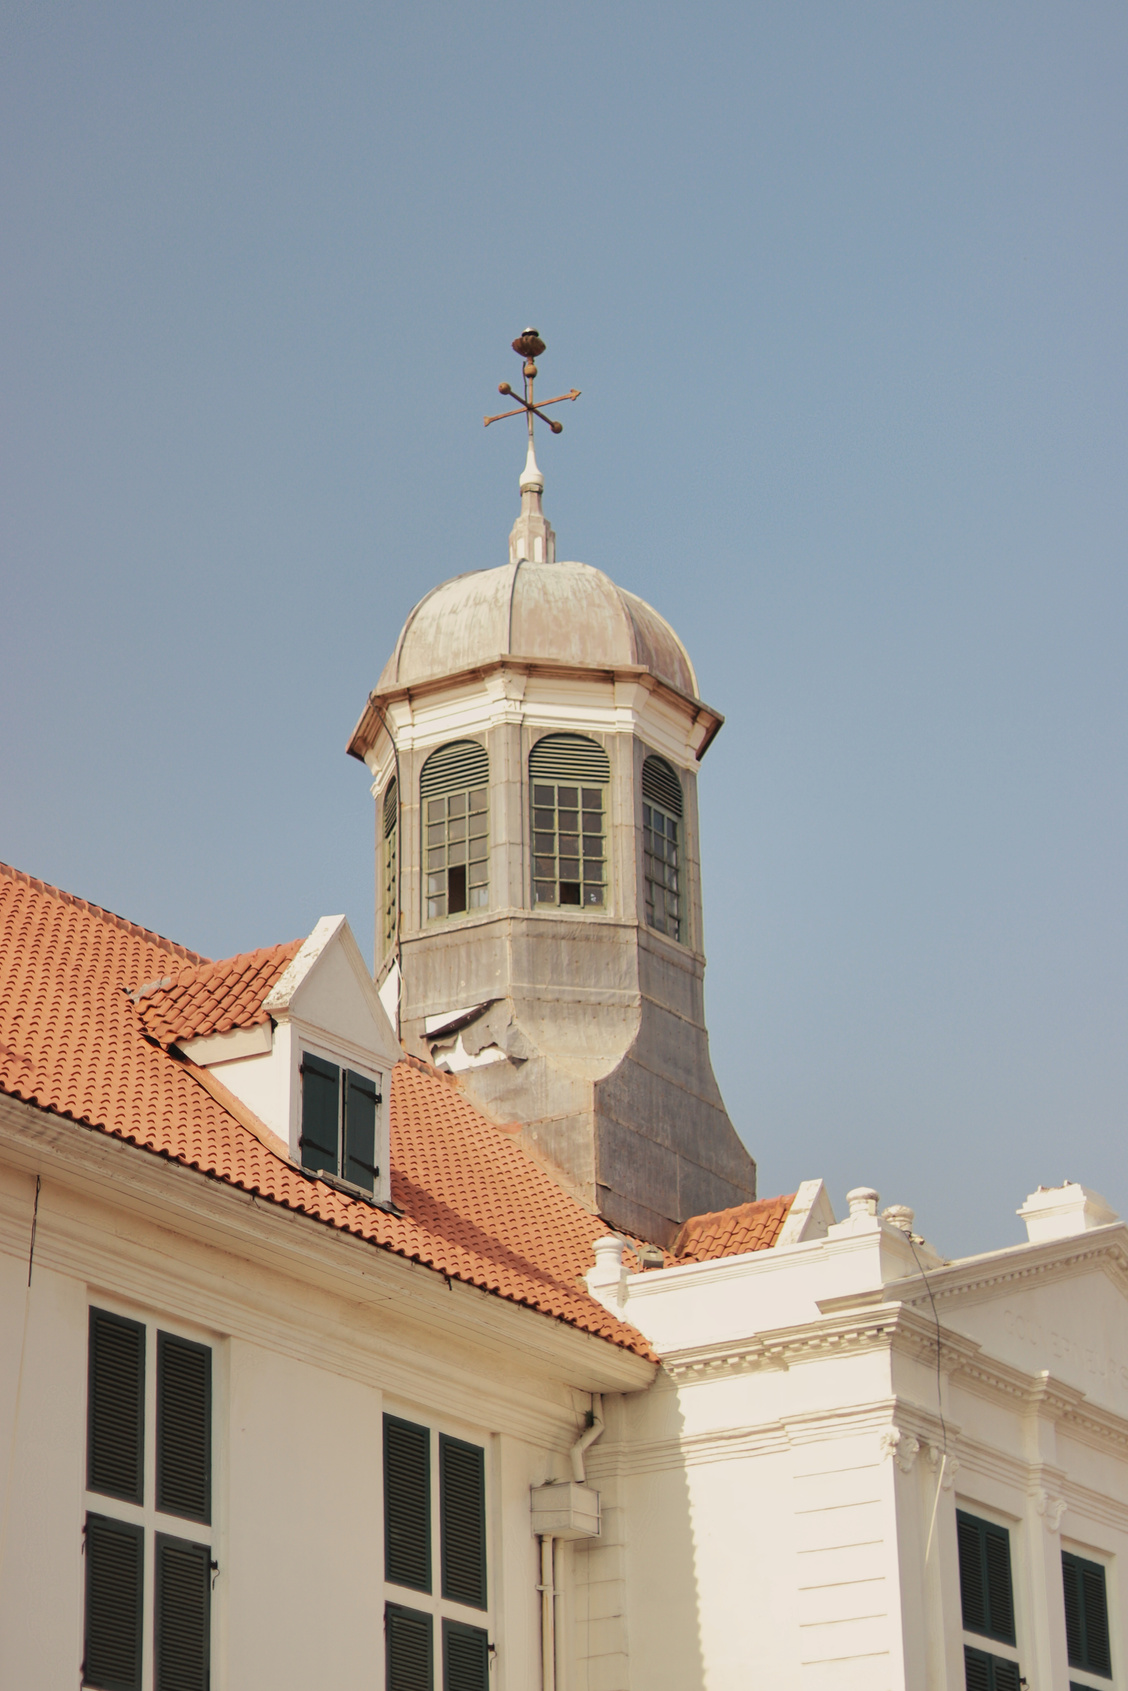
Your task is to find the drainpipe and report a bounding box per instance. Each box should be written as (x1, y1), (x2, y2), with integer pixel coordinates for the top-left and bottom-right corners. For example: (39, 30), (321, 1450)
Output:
(569, 1393), (604, 1482)
(539, 1395), (604, 1691)
(539, 1536), (557, 1691)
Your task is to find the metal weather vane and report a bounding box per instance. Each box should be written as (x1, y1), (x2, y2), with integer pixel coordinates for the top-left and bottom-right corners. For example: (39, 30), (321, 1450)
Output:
(483, 329), (580, 444)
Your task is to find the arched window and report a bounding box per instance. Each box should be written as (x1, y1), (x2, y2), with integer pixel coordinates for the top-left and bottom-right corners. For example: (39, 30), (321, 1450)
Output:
(642, 755), (683, 942)
(380, 776), (398, 956)
(420, 741), (489, 921)
(530, 734), (610, 909)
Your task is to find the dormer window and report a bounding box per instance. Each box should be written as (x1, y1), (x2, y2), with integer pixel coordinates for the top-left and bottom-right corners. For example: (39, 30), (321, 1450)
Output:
(300, 1053), (382, 1194)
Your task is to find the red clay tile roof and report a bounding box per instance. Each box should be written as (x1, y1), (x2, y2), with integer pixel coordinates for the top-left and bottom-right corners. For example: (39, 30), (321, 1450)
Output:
(671, 1193), (796, 1263)
(0, 863), (652, 1358)
(132, 940), (304, 1045)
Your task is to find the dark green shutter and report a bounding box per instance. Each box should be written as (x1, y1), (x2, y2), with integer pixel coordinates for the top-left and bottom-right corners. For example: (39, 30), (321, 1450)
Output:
(1063, 1551), (1112, 1676)
(155, 1534), (211, 1691)
(440, 1435), (486, 1609)
(386, 1604), (433, 1691)
(964, 1648), (1020, 1691)
(157, 1333), (211, 1523)
(385, 1416), (431, 1592)
(344, 1070), (380, 1191)
(88, 1309), (145, 1504)
(300, 1053), (340, 1176)
(957, 1511), (1015, 1644)
(84, 1513), (143, 1691)
(443, 1620), (489, 1691)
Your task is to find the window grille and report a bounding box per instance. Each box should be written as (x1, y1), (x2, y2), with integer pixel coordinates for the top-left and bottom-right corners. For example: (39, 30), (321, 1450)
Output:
(421, 743), (489, 921)
(530, 735), (609, 909)
(642, 756), (682, 941)
(382, 777), (398, 956)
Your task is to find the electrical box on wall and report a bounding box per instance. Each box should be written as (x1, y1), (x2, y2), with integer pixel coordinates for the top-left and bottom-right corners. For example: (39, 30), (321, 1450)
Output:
(530, 1481), (601, 1539)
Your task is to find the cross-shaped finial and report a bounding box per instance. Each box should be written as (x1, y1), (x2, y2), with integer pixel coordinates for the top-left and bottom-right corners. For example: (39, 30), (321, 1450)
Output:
(483, 329), (581, 442)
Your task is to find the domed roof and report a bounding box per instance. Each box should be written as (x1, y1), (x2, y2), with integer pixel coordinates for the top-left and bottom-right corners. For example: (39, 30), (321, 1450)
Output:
(378, 560), (699, 699)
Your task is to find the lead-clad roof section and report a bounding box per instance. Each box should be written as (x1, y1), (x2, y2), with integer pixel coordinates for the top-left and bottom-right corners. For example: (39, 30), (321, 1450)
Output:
(379, 560), (698, 699)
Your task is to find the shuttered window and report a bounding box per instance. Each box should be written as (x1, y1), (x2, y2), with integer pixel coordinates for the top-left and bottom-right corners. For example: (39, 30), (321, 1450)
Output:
(157, 1333), (211, 1523)
(386, 1604), (433, 1691)
(440, 1436), (486, 1610)
(382, 777), (399, 957)
(88, 1309), (145, 1505)
(300, 1055), (382, 1193)
(957, 1511), (1016, 1645)
(1063, 1551), (1112, 1677)
(642, 755), (683, 942)
(443, 1619), (489, 1691)
(421, 743), (489, 922)
(530, 736), (610, 910)
(300, 1052), (340, 1177)
(385, 1415), (431, 1593)
(155, 1534), (211, 1691)
(964, 1646), (1021, 1691)
(84, 1513), (144, 1691)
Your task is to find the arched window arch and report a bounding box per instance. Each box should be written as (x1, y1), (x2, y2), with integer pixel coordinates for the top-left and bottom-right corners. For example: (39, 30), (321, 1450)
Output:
(529, 734), (610, 909)
(420, 741), (489, 921)
(642, 755), (683, 942)
(380, 776), (398, 957)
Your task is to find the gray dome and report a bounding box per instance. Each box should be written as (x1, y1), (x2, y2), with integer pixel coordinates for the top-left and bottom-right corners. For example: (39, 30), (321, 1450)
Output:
(379, 560), (699, 698)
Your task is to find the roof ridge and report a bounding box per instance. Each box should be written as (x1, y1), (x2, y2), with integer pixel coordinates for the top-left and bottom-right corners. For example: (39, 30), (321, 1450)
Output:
(0, 861), (209, 965)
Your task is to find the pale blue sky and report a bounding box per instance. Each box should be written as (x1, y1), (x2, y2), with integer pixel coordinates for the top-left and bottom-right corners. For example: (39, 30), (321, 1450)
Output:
(2, 3), (1124, 1256)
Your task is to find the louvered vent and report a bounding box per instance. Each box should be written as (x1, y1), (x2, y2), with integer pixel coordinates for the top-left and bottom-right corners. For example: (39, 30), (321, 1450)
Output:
(157, 1334), (211, 1523)
(420, 741), (488, 801)
(386, 1604), (433, 1691)
(385, 1416), (431, 1592)
(88, 1308), (145, 1504)
(383, 777), (399, 839)
(440, 1435), (486, 1609)
(642, 755), (682, 817)
(443, 1621), (490, 1691)
(529, 734), (610, 785)
(84, 1513), (143, 1691)
(155, 1534), (210, 1691)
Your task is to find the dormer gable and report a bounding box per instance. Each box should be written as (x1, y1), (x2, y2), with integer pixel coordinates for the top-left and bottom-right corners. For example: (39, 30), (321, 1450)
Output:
(138, 916), (400, 1207)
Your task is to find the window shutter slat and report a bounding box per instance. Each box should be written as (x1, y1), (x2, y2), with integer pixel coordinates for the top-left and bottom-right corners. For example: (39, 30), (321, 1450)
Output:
(84, 1513), (144, 1691)
(300, 1053), (340, 1175)
(386, 1604), (433, 1691)
(155, 1534), (211, 1691)
(443, 1620), (489, 1691)
(957, 1512), (987, 1634)
(992, 1658), (1021, 1691)
(88, 1309), (145, 1504)
(345, 1070), (379, 1191)
(529, 734), (609, 784)
(385, 1416), (431, 1592)
(641, 755), (683, 817)
(420, 742), (489, 801)
(157, 1333), (211, 1523)
(983, 1523), (1016, 1644)
(440, 1435), (486, 1609)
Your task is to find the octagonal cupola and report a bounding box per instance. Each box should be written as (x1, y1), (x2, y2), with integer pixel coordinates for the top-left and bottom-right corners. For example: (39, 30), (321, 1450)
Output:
(347, 332), (755, 1245)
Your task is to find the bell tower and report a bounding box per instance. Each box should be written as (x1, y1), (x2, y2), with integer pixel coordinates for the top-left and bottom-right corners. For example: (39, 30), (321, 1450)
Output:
(348, 332), (756, 1245)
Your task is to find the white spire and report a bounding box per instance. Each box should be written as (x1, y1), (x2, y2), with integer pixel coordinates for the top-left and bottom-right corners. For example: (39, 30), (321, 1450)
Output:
(509, 436), (555, 564)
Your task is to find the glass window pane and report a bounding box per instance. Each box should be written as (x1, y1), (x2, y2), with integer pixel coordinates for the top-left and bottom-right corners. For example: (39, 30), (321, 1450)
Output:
(533, 833), (556, 853)
(448, 818), (466, 842)
(534, 882), (555, 903)
(559, 833), (579, 852)
(427, 897), (445, 919)
(558, 787), (578, 806)
(534, 857), (556, 877)
(582, 812), (601, 833)
(533, 785), (555, 806)
(559, 858), (580, 878)
(468, 789), (487, 813)
(582, 789), (602, 808)
(584, 886), (603, 905)
(584, 862), (604, 883)
(448, 793), (466, 817)
(427, 848), (445, 871)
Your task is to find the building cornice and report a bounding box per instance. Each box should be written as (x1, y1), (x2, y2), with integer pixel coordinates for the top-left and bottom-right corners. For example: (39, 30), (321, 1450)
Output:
(347, 656), (724, 765)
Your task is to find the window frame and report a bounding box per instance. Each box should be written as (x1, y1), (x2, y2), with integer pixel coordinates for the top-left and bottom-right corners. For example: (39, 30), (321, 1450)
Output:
(1063, 1548), (1114, 1680)
(382, 775), (399, 958)
(382, 1410), (494, 1691)
(83, 1305), (217, 1691)
(298, 1048), (385, 1197)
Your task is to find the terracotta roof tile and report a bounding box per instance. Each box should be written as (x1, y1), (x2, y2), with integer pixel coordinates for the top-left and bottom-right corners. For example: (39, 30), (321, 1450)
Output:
(0, 862), (652, 1359)
(132, 941), (304, 1045)
(670, 1193), (795, 1263)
